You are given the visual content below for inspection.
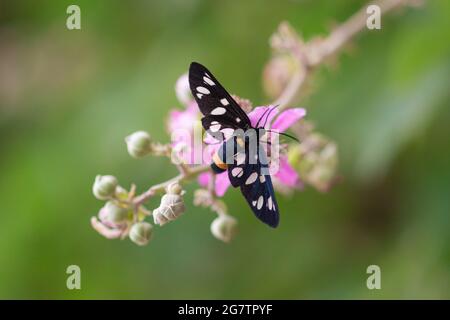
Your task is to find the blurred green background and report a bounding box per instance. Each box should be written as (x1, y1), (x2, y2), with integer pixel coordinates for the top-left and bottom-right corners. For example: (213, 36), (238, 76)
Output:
(0, 0), (449, 299)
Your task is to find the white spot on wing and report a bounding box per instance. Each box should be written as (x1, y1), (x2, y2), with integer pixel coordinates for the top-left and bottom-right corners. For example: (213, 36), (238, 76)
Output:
(236, 117), (241, 123)
(252, 200), (257, 207)
(245, 172), (258, 185)
(196, 93), (203, 99)
(268, 197), (273, 210)
(260, 175), (266, 183)
(220, 98), (229, 106)
(203, 76), (215, 86)
(231, 167), (243, 178)
(196, 86), (210, 94)
(211, 107), (226, 115)
(257, 196), (264, 210)
(209, 121), (221, 132)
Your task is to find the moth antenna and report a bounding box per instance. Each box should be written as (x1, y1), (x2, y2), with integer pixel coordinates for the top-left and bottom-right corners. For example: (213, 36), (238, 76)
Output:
(255, 107), (271, 128)
(266, 129), (300, 143)
(261, 105), (279, 128)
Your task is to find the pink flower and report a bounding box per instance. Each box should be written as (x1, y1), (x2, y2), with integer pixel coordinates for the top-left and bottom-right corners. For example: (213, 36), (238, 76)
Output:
(168, 74), (306, 195)
(199, 106), (306, 196)
(168, 73), (202, 164)
(167, 101), (199, 134)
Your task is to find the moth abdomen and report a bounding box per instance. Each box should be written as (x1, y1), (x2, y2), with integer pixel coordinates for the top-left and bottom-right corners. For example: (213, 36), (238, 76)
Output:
(211, 152), (228, 173)
(211, 162), (227, 174)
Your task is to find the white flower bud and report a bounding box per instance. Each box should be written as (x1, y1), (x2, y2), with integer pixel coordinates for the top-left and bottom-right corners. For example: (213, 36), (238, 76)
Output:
(153, 193), (185, 226)
(129, 222), (153, 246)
(104, 201), (129, 224)
(193, 189), (213, 207)
(125, 131), (152, 158)
(263, 55), (297, 99)
(92, 175), (118, 200)
(175, 73), (192, 106)
(210, 215), (237, 243)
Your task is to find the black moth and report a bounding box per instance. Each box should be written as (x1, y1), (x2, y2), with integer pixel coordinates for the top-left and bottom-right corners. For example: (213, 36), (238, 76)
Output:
(188, 62), (279, 228)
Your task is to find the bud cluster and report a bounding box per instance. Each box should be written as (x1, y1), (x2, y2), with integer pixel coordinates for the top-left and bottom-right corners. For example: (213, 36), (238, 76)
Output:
(91, 174), (153, 246)
(288, 123), (339, 192)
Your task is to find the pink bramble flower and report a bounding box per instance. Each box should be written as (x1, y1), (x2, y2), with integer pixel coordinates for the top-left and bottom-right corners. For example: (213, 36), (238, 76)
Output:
(168, 74), (202, 164)
(168, 101), (199, 134)
(199, 106), (306, 196)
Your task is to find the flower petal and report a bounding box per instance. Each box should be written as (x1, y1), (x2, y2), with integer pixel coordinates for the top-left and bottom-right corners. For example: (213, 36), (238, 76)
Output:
(198, 172), (211, 187)
(271, 108), (306, 132)
(167, 102), (199, 134)
(248, 106), (279, 128)
(197, 171), (231, 197)
(91, 217), (123, 239)
(274, 156), (301, 187)
(215, 172), (231, 196)
(175, 73), (192, 106)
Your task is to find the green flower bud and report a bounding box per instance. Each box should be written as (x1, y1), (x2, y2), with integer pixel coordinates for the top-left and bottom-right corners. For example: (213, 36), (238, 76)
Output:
(125, 131), (152, 158)
(129, 222), (153, 246)
(167, 182), (183, 195)
(210, 215), (237, 243)
(287, 144), (301, 167)
(92, 175), (118, 200)
(104, 201), (129, 224)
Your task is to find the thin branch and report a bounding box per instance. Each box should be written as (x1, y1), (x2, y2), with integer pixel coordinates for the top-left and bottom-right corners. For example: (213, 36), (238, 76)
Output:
(133, 164), (210, 207)
(275, 0), (418, 110)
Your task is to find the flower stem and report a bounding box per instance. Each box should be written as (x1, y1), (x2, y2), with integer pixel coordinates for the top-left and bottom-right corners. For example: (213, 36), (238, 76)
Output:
(275, 0), (418, 110)
(133, 164), (211, 208)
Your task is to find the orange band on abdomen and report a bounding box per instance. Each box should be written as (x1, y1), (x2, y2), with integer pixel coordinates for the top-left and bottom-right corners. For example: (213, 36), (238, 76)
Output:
(213, 153), (228, 170)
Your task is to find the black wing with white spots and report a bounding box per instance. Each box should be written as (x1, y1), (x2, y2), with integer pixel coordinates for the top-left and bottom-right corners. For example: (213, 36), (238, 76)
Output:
(189, 62), (251, 137)
(189, 62), (280, 228)
(239, 148), (279, 228)
(227, 140), (280, 228)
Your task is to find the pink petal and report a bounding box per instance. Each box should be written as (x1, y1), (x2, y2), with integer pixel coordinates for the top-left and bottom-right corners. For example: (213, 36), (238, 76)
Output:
(167, 102), (199, 133)
(248, 106), (279, 128)
(271, 108), (306, 132)
(274, 156), (301, 187)
(98, 206), (120, 228)
(215, 172), (231, 196)
(203, 133), (218, 145)
(91, 217), (123, 239)
(198, 172), (211, 187)
(197, 171), (231, 197)
(202, 142), (220, 164)
(168, 110), (182, 132)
